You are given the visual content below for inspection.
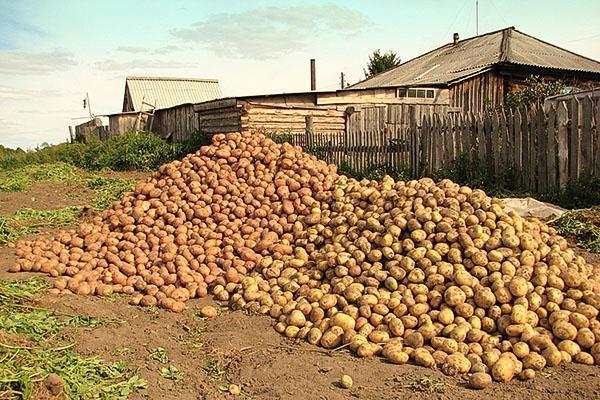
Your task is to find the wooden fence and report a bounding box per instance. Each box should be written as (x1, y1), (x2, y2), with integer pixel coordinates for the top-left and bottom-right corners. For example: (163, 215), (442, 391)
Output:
(284, 95), (599, 193)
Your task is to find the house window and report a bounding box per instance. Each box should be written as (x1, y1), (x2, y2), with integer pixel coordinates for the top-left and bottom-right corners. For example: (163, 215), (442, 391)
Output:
(397, 88), (436, 99)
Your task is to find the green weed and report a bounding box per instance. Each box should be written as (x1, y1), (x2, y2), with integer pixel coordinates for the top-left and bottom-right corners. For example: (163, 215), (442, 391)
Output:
(0, 344), (147, 399)
(160, 365), (184, 381)
(86, 176), (136, 210)
(0, 278), (50, 304)
(404, 375), (447, 393)
(0, 206), (83, 244)
(0, 277), (146, 399)
(149, 347), (169, 364)
(549, 208), (600, 253)
(203, 359), (226, 381)
(0, 163), (83, 192)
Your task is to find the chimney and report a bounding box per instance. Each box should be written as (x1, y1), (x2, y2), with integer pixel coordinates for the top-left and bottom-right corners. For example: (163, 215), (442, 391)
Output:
(453, 32), (460, 45)
(310, 59), (316, 91)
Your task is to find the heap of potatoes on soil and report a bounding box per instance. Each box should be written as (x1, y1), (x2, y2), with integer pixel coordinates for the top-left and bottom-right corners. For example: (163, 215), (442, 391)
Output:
(10, 132), (600, 388)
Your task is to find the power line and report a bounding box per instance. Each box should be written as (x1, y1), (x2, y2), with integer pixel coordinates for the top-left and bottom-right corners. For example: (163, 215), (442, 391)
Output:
(559, 33), (600, 44)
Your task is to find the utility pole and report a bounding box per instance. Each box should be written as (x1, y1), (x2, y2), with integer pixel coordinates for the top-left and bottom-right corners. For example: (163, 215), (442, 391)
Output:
(476, 0), (479, 35)
(340, 72), (346, 89)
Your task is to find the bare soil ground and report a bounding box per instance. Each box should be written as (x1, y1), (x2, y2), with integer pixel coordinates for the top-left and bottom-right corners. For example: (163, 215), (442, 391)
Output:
(2, 178), (600, 400)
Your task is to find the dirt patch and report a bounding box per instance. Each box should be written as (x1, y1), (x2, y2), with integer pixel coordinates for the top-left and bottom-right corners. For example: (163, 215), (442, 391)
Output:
(0, 181), (94, 215)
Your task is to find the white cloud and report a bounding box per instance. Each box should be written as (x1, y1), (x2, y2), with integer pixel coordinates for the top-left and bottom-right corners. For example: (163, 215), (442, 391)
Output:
(0, 87), (60, 100)
(171, 4), (371, 59)
(0, 49), (76, 74)
(93, 58), (194, 71)
(115, 46), (147, 54)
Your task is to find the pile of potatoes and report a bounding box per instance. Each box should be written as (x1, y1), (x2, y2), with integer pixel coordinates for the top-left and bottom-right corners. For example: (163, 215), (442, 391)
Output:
(224, 175), (600, 387)
(10, 132), (336, 312)
(10, 132), (600, 387)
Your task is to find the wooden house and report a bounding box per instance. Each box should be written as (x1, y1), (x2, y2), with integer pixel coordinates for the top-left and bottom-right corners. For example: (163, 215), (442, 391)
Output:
(192, 27), (600, 138)
(346, 27), (600, 113)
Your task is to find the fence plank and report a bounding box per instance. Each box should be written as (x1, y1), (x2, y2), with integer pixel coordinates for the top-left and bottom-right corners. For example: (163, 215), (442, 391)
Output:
(547, 105), (557, 191)
(513, 109), (522, 185)
(569, 97), (580, 179)
(521, 109), (531, 190)
(582, 96), (593, 175)
(537, 107), (548, 193)
(557, 101), (569, 188)
(595, 98), (600, 177)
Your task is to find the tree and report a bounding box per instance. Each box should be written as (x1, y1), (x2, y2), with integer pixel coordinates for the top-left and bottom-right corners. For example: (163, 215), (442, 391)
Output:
(363, 49), (401, 79)
(505, 76), (565, 109)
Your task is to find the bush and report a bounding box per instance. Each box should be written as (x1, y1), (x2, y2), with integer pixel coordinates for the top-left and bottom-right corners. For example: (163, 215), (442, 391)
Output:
(0, 131), (212, 172)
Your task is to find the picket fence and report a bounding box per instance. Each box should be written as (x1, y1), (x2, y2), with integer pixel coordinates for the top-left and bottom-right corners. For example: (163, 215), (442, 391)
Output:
(281, 96), (599, 193)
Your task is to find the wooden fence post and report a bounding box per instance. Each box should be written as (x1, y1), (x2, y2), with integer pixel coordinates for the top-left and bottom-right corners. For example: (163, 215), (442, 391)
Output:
(305, 116), (313, 150)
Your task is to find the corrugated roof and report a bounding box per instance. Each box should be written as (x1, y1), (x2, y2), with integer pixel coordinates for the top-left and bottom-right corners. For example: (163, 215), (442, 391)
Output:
(349, 27), (600, 90)
(124, 76), (222, 111)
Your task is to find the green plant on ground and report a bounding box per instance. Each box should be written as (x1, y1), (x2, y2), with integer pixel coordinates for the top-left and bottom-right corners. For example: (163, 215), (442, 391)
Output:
(404, 375), (447, 393)
(0, 278), (147, 399)
(86, 176), (137, 210)
(0, 162), (83, 192)
(149, 347), (169, 364)
(0, 345), (147, 399)
(0, 206), (83, 244)
(549, 208), (600, 253)
(202, 359), (226, 381)
(160, 365), (184, 381)
(0, 278), (49, 304)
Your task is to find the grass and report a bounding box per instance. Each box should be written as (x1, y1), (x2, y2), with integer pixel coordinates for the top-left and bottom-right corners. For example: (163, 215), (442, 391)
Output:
(86, 176), (137, 211)
(0, 278), (147, 399)
(549, 208), (600, 253)
(0, 163), (83, 192)
(0, 206), (83, 245)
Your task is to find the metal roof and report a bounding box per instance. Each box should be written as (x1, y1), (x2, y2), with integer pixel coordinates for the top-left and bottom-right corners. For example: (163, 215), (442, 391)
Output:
(348, 27), (600, 90)
(124, 76), (222, 111)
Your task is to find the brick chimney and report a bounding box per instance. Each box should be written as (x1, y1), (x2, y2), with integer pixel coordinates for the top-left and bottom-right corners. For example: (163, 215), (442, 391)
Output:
(453, 32), (460, 45)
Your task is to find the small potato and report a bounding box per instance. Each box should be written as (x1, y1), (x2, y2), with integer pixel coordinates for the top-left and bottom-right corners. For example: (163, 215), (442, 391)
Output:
(469, 372), (492, 389)
(519, 369), (535, 380)
(199, 305), (218, 318)
(414, 349), (435, 368)
(339, 374), (353, 389)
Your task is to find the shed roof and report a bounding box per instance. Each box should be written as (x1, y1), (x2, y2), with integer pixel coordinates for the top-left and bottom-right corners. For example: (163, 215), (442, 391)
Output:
(123, 76), (222, 111)
(348, 27), (600, 90)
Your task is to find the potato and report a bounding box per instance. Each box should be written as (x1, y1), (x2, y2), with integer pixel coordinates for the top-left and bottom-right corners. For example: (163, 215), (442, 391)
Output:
(413, 348), (435, 368)
(522, 352), (546, 370)
(469, 372), (492, 389)
(331, 312), (356, 331)
(287, 310), (307, 327)
(199, 305), (218, 318)
(442, 353), (471, 375)
(339, 375), (353, 389)
(386, 349), (409, 365)
(320, 326), (344, 349)
(491, 356), (515, 383)
(552, 320), (578, 340)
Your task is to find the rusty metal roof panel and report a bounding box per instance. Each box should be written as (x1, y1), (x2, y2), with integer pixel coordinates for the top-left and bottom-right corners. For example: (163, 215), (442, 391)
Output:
(125, 76), (222, 111)
(348, 27), (600, 90)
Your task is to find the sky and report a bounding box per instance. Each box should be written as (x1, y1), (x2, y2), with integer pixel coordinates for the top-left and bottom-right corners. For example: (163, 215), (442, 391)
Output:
(1, 0), (599, 149)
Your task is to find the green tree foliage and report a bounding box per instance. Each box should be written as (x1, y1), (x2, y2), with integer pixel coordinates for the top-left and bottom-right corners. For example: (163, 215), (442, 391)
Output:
(505, 76), (565, 109)
(364, 49), (401, 79)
